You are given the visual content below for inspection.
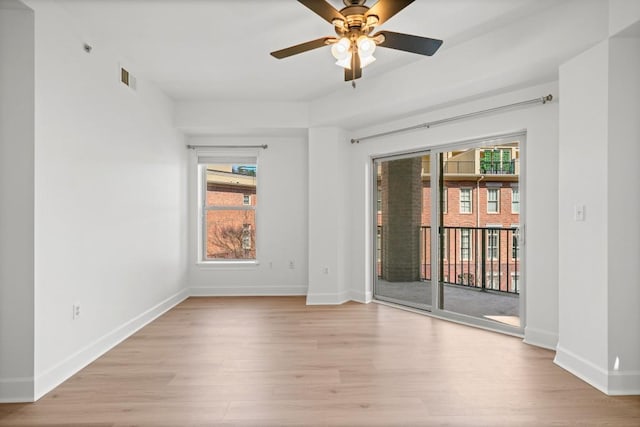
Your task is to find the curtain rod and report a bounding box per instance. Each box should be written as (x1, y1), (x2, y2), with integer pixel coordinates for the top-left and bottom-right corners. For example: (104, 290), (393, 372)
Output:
(186, 144), (268, 150)
(350, 94), (553, 144)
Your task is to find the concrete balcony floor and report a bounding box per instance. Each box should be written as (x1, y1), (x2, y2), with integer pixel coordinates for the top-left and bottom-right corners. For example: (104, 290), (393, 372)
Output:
(375, 279), (520, 327)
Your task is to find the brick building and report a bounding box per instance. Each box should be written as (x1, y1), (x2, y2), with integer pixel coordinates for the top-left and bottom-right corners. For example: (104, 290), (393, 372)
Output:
(377, 144), (520, 293)
(204, 165), (257, 260)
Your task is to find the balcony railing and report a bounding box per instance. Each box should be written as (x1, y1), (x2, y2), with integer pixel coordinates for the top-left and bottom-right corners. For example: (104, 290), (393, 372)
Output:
(377, 225), (520, 294)
(480, 160), (517, 175)
(442, 160), (519, 175)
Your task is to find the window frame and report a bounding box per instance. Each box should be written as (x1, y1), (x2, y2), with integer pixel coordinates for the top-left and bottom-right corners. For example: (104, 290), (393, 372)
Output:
(487, 188), (500, 214)
(511, 186), (520, 213)
(511, 225), (520, 260)
(459, 188), (472, 214)
(197, 155), (259, 265)
(460, 228), (472, 261)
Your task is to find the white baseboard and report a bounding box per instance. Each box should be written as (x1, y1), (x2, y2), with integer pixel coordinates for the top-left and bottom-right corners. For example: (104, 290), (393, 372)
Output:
(523, 326), (558, 350)
(306, 291), (351, 305)
(555, 345), (608, 394)
(189, 286), (308, 297)
(34, 288), (189, 401)
(555, 345), (640, 395)
(0, 376), (34, 403)
(348, 289), (372, 303)
(607, 370), (640, 395)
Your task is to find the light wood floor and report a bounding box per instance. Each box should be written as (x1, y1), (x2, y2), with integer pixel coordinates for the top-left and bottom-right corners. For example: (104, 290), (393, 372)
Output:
(1, 297), (638, 426)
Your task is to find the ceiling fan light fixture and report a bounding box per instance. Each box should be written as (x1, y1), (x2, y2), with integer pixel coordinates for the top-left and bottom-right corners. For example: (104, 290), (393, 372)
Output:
(356, 35), (376, 58)
(335, 52), (353, 69)
(330, 37), (351, 60)
(360, 54), (376, 68)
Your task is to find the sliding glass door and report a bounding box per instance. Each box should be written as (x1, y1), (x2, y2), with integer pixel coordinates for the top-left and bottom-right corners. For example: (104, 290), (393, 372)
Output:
(373, 133), (525, 334)
(436, 137), (522, 330)
(373, 152), (432, 311)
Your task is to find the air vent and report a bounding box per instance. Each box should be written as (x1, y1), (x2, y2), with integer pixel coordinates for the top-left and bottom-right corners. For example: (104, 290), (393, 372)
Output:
(120, 67), (136, 90)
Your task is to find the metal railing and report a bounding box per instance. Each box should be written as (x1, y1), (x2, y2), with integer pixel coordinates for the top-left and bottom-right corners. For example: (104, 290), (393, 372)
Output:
(442, 159), (519, 175)
(377, 225), (520, 294)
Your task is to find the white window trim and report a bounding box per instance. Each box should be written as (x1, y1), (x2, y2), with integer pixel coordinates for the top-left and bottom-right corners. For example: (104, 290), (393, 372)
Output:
(460, 228), (472, 261)
(487, 188), (500, 214)
(486, 272), (502, 290)
(459, 188), (472, 214)
(195, 153), (260, 266)
(486, 226), (501, 261)
(511, 224), (520, 260)
(511, 186), (520, 214)
(510, 272), (520, 292)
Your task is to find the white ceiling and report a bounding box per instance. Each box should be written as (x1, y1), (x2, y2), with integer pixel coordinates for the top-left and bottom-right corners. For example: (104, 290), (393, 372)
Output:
(55, 0), (562, 103)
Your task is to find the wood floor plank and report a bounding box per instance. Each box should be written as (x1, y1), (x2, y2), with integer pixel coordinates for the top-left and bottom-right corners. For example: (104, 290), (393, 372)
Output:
(1, 296), (638, 426)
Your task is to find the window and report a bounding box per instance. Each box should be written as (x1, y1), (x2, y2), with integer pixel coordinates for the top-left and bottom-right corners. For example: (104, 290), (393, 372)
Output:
(511, 227), (520, 260)
(461, 228), (471, 260)
(377, 188), (382, 212)
(511, 273), (520, 293)
(486, 272), (501, 290)
(487, 188), (499, 213)
(460, 188), (472, 214)
(481, 149), (513, 174)
(487, 228), (499, 260)
(512, 187), (520, 213)
(442, 187), (448, 213)
(199, 157), (257, 261)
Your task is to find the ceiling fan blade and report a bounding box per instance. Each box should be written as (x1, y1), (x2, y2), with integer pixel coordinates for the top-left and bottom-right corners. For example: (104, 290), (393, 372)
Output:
(366, 0), (414, 26)
(375, 31), (443, 56)
(298, 0), (345, 25)
(345, 52), (362, 81)
(271, 37), (334, 59)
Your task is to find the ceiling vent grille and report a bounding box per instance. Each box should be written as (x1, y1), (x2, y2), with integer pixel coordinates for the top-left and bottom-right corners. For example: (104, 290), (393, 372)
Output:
(120, 67), (136, 90)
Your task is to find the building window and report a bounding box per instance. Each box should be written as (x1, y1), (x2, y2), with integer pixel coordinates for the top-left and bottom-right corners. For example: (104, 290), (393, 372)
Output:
(442, 187), (448, 213)
(512, 187), (520, 213)
(487, 188), (499, 213)
(487, 272), (501, 290)
(460, 188), (472, 214)
(487, 228), (499, 260)
(480, 149), (513, 174)
(461, 228), (471, 260)
(512, 227), (520, 260)
(377, 188), (382, 212)
(511, 273), (520, 293)
(200, 159), (257, 261)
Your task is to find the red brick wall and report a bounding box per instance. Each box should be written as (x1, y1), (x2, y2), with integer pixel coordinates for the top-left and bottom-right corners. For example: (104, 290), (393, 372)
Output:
(205, 184), (257, 259)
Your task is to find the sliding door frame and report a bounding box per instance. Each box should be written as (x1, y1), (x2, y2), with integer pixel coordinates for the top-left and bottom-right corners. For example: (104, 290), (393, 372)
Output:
(371, 130), (527, 337)
(371, 149), (432, 312)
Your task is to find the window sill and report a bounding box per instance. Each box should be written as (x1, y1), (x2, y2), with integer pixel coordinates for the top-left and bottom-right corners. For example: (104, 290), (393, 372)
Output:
(196, 260), (260, 270)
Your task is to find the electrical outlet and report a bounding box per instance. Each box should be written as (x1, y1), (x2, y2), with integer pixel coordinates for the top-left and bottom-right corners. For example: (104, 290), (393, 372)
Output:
(73, 303), (80, 320)
(289, 260), (295, 269)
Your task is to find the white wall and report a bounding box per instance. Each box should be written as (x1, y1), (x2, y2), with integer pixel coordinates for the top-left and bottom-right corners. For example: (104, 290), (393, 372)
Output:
(307, 128), (350, 304)
(556, 41), (610, 388)
(188, 136), (308, 296)
(174, 101), (309, 136)
(609, 0), (640, 36)
(607, 36), (640, 394)
(29, 0), (188, 399)
(556, 33), (640, 395)
(344, 82), (560, 349)
(0, 2), (35, 402)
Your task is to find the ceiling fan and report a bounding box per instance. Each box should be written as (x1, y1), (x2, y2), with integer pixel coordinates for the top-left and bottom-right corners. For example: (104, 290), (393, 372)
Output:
(270, 0), (443, 85)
